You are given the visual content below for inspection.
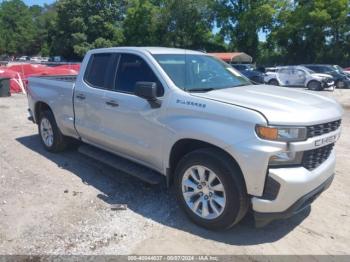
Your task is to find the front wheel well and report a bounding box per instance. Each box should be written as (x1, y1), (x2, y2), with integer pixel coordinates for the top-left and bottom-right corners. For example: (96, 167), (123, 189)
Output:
(34, 102), (52, 123)
(167, 139), (243, 187)
(307, 80), (322, 90)
(307, 79), (320, 84)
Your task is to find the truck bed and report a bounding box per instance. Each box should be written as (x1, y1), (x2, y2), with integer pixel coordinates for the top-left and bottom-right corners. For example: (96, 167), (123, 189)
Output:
(33, 75), (77, 82)
(27, 74), (78, 138)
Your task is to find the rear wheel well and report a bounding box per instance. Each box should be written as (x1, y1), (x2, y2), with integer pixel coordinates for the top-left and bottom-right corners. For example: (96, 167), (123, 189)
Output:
(35, 102), (52, 123)
(168, 139), (243, 187)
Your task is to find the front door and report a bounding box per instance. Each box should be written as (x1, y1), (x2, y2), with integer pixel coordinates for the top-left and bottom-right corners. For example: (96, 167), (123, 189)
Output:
(293, 69), (307, 86)
(100, 53), (166, 170)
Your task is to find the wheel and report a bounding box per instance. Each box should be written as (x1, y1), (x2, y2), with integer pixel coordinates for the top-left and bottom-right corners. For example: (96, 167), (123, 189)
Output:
(268, 79), (279, 86)
(175, 148), (249, 230)
(38, 110), (68, 152)
(307, 80), (322, 91)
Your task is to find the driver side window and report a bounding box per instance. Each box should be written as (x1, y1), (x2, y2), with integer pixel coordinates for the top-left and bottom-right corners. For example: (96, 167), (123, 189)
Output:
(115, 54), (164, 97)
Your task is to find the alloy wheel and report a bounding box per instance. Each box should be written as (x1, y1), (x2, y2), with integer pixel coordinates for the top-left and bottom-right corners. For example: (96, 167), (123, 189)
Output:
(40, 118), (54, 147)
(181, 165), (226, 220)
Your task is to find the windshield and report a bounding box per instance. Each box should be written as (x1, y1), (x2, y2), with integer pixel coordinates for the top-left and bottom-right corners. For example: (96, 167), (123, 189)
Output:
(153, 54), (251, 91)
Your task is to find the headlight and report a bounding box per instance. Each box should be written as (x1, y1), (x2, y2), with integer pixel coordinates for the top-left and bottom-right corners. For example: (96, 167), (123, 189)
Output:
(269, 151), (303, 166)
(256, 125), (307, 142)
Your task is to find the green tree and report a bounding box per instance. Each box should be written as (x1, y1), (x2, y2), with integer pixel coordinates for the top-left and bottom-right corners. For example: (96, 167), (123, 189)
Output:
(159, 0), (217, 50)
(216, 0), (276, 59)
(0, 0), (37, 55)
(49, 0), (126, 59)
(123, 0), (222, 51)
(267, 0), (350, 65)
(29, 4), (57, 56)
(318, 0), (350, 64)
(123, 0), (161, 46)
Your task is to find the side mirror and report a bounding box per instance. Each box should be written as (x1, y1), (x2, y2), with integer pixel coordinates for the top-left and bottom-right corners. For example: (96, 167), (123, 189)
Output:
(135, 81), (161, 108)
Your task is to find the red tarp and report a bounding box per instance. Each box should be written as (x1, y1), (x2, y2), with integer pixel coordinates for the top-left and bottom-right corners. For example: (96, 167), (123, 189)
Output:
(1, 63), (80, 93)
(0, 67), (23, 93)
(8, 63), (79, 79)
(54, 64), (81, 71)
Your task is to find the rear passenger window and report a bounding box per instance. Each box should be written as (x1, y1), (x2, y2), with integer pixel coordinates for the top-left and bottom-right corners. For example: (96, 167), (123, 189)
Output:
(116, 54), (164, 96)
(84, 53), (115, 89)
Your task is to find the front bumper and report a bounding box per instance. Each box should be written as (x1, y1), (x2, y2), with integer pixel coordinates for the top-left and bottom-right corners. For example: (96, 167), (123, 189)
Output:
(251, 149), (336, 227)
(254, 173), (334, 227)
(321, 79), (335, 89)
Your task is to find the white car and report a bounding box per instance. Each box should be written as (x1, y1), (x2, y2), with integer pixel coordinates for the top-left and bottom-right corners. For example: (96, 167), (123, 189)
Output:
(41, 57), (49, 62)
(18, 56), (30, 61)
(265, 66), (335, 91)
(30, 57), (43, 63)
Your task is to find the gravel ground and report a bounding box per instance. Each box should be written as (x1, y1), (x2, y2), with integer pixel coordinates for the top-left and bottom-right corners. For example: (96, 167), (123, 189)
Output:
(0, 89), (349, 255)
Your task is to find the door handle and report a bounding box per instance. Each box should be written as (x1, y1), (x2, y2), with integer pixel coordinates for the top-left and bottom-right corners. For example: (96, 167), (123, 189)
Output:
(105, 100), (119, 107)
(76, 94), (86, 100)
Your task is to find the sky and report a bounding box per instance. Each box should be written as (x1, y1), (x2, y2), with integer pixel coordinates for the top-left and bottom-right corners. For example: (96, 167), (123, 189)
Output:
(23, 0), (55, 6)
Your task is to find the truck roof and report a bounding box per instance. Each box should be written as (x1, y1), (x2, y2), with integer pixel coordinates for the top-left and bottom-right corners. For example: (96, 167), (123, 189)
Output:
(88, 46), (206, 55)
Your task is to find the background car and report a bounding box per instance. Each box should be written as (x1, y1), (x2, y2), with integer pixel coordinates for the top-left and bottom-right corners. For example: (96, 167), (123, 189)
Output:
(48, 56), (66, 62)
(0, 55), (12, 65)
(343, 67), (350, 74)
(230, 64), (265, 84)
(264, 65), (334, 90)
(303, 64), (350, 89)
(30, 57), (45, 63)
(265, 67), (277, 73)
(41, 57), (49, 62)
(18, 56), (30, 61)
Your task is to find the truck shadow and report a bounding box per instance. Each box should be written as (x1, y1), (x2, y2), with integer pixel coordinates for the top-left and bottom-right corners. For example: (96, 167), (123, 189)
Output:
(17, 135), (310, 246)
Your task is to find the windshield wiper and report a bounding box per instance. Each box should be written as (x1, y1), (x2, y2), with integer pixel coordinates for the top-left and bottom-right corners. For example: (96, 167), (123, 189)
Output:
(187, 88), (215, 93)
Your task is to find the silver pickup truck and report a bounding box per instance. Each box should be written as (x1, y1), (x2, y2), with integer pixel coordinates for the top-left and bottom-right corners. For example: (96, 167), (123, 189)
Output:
(27, 47), (343, 229)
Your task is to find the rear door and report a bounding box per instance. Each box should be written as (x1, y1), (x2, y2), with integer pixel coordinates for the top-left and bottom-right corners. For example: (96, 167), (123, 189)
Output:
(74, 52), (119, 147)
(277, 68), (292, 85)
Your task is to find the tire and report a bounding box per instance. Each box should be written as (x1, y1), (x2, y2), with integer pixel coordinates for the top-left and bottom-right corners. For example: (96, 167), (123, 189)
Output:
(307, 80), (322, 91)
(174, 148), (249, 230)
(268, 79), (279, 86)
(38, 110), (68, 152)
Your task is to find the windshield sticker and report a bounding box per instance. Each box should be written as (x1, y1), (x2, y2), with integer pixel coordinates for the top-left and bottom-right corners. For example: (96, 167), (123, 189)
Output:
(176, 99), (207, 108)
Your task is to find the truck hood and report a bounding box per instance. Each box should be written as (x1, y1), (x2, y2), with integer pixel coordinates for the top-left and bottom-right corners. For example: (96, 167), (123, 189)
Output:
(191, 85), (343, 125)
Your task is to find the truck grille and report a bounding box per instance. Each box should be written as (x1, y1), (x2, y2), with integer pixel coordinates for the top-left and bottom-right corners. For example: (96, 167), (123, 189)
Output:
(307, 120), (341, 138)
(302, 143), (334, 171)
